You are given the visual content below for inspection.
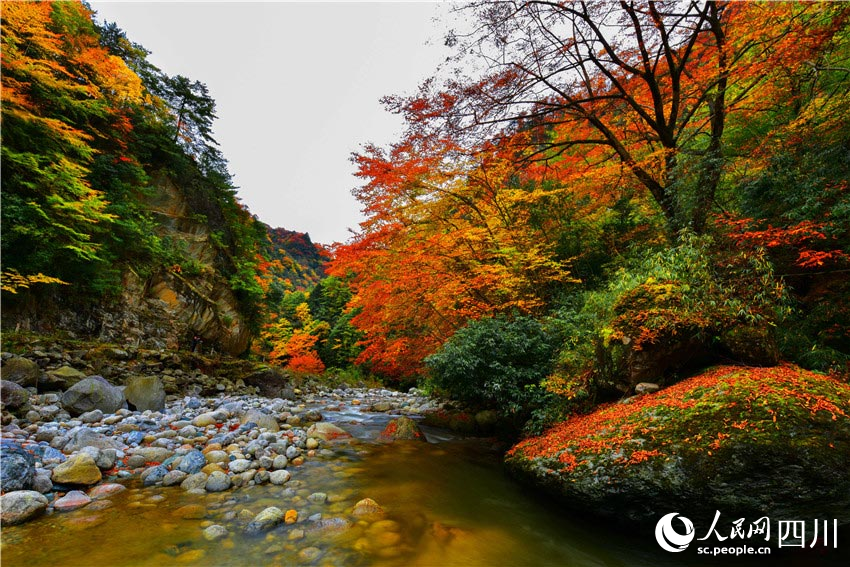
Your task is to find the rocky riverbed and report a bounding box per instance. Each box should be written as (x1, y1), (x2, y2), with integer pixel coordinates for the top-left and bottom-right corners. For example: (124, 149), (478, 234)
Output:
(1, 366), (456, 566)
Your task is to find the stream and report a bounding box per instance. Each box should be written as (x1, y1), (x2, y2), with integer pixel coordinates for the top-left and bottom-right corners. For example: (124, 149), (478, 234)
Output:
(0, 396), (825, 566)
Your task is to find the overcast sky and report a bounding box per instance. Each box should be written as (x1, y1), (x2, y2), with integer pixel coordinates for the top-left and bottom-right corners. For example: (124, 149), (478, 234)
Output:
(89, 1), (454, 244)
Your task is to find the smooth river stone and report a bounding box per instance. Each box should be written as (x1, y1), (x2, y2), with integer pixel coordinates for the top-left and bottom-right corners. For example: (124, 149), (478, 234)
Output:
(53, 490), (92, 512)
(205, 471), (231, 492)
(268, 470), (291, 485)
(88, 483), (126, 499)
(244, 506), (284, 534)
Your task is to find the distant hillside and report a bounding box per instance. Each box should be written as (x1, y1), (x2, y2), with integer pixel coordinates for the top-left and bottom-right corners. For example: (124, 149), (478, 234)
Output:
(259, 227), (330, 297)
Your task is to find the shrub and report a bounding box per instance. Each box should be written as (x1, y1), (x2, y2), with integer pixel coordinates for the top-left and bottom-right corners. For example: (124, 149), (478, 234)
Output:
(424, 314), (557, 416)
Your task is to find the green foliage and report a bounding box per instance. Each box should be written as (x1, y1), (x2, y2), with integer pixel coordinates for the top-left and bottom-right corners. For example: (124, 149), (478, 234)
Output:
(425, 314), (557, 416)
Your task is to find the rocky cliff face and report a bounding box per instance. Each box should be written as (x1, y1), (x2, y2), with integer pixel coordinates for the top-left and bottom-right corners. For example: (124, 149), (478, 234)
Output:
(3, 175), (252, 355)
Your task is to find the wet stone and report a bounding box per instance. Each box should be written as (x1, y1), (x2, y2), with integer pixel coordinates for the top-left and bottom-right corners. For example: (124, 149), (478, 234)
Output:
(203, 524), (229, 541)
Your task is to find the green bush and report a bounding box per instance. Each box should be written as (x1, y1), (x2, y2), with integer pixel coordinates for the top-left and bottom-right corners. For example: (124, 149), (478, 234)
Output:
(424, 314), (557, 416)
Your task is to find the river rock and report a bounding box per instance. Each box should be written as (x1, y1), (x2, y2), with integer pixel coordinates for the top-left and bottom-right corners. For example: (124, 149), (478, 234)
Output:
(1, 380), (30, 412)
(1, 356), (40, 387)
(141, 464), (169, 486)
(45, 365), (87, 389)
(241, 409), (279, 432)
(88, 483), (126, 499)
(297, 547), (323, 563)
(192, 412), (219, 427)
(181, 472), (208, 491)
(351, 498), (384, 519)
(203, 524), (229, 541)
(0, 490), (49, 525)
(245, 506), (285, 534)
(131, 446), (173, 464)
(228, 459), (252, 473)
(61, 376), (124, 416)
(204, 450), (229, 464)
(379, 416), (424, 441)
(162, 470), (189, 486)
(78, 409), (104, 423)
(306, 517), (352, 537)
(51, 453), (102, 485)
(306, 422), (352, 442)
(123, 375), (166, 411)
(269, 469), (291, 485)
(177, 450), (206, 474)
(64, 427), (122, 452)
(307, 492), (327, 504)
(53, 490), (92, 512)
(32, 471), (53, 493)
(272, 455), (288, 470)
(0, 442), (35, 491)
(205, 470), (231, 492)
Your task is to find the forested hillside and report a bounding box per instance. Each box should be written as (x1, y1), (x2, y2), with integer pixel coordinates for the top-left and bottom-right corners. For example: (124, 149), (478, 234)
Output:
(0, 1), (327, 355)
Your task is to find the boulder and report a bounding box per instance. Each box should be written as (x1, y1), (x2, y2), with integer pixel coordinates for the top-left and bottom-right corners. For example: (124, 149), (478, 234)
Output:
(1, 356), (40, 388)
(123, 375), (166, 411)
(0, 491), (49, 525)
(1, 380), (30, 412)
(306, 422), (352, 442)
(61, 376), (124, 416)
(241, 409), (279, 432)
(43, 365), (87, 390)
(506, 365), (850, 527)
(51, 453), (102, 486)
(0, 442), (35, 491)
(242, 367), (289, 398)
(379, 416), (425, 441)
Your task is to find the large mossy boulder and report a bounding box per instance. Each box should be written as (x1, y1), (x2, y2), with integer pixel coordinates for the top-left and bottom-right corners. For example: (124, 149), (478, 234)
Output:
(506, 365), (850, 527)
(123, 375), (166, 411)
(1, 356), (40, 388)
(61, 376), (124, 416)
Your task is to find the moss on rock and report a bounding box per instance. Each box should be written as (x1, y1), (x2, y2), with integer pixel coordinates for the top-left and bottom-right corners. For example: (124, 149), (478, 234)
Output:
(506, 365), (850, 526)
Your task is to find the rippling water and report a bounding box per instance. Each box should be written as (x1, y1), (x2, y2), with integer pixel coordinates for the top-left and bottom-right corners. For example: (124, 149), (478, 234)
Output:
(3, 407), (844, 566)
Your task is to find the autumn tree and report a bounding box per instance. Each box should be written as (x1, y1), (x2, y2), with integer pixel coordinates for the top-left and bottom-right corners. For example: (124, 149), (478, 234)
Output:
(1, 1), (142, 288)
(330, 131), (576, 380)
(397, 1), (848, 237)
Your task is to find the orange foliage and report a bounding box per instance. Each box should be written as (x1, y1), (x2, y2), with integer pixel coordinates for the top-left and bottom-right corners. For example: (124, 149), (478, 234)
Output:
(509, 364), (849, 472)
(330, 133), (576, 378)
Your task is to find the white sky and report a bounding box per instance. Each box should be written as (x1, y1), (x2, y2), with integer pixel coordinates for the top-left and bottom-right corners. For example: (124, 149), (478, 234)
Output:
(89, 1), (454, 245)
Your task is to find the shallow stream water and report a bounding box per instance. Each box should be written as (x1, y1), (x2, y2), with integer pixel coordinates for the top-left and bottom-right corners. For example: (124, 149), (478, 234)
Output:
(2, 404), (845, 566)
